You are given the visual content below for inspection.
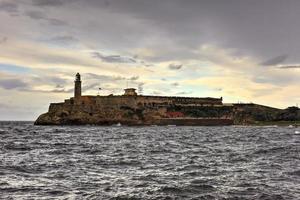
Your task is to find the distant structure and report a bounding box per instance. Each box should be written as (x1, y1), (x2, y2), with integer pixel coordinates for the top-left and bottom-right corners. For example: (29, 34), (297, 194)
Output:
(68, 73), (224, 108)
(74, 73), (81, 99)
(124, 88), (137, 96)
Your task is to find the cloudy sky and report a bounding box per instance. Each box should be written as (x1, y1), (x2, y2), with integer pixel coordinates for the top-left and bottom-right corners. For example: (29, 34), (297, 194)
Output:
(1, 0), (300, 120)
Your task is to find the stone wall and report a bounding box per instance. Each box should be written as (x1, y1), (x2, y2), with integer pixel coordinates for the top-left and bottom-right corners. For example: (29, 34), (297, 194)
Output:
(67, 95), (222, 110)
(49, 103), (65, 113)
(39, 94), (226, 126)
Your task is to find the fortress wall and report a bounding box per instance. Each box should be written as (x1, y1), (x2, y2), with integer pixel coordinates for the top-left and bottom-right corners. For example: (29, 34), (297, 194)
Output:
(173, 99), (222, 105)
(94, 96), (137, 108)
(136, 96), (172, 107)
(80, 96), (95, 104)
(135, 96), (223, 108)
(49, 103), (65, 113)
(137, 96), (222, 105)
(49, 101), (92, 114)
(93, 96), (171, 108)
(77, 95), (222, 109)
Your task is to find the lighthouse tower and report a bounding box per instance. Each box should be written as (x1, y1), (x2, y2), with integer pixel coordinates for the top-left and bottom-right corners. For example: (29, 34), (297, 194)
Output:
(74, 73), (81, 99)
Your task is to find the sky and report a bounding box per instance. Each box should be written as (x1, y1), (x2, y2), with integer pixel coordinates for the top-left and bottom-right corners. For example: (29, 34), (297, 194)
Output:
(0, 0), (300, 120)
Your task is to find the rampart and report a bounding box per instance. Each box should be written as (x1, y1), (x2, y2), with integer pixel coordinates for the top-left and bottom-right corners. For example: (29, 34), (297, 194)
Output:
(59, 95), (223, 110)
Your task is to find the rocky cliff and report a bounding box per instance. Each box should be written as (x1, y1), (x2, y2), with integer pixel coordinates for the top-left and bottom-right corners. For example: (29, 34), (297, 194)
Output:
(35, 99), (299, 126)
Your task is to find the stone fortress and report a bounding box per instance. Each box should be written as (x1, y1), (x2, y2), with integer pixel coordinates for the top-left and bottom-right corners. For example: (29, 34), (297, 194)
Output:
(69, 73), (223, 107)
(35, 73), (295, 126)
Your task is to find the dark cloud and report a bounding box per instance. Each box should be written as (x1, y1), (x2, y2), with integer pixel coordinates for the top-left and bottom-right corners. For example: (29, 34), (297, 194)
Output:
(0, 1), (18, 14)
(48, 35), (78, 44)
(168, 63), (183, 70)
(253, 74), (297, 86)
(260, 55), (288, 66)
(171, 82), (179, 87)
(47, 18), (67, 26)
(81, 73), (143, 94)
(30, 75), (68, 86)
(82, 83), (99, 91)
(48, 88), (72, 93)
(279, 65), (300, 69)
(85, 73), (139, 83)
(140, 61), (154, 67)
(4, 0), (300, 64)
(0, 71), (75, 93)
(91, 52), (137, 63)
(31, 0), (64, 7)
(144, 64), (153, 67)
(85, 73), (125, 81)
(129, 76), (139, 81)
(75, 0), (300, 63)
(48, 77), (67, 85)
(25, 10), (44, 20)
(0, 78), (28, 90)
(55, 84), (64, 88)
(22, 77), (71, 93)
(24, 10), (67, 26)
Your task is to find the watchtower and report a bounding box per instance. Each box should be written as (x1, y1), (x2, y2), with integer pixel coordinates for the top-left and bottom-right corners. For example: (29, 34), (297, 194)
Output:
(74, 73), (81, 99)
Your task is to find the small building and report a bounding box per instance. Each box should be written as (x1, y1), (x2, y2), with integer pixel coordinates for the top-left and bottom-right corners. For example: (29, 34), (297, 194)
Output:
(123, 88), (137, 96)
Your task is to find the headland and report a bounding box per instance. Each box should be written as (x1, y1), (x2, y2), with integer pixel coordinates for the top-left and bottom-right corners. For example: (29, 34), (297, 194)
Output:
(35, 73), (300, 126)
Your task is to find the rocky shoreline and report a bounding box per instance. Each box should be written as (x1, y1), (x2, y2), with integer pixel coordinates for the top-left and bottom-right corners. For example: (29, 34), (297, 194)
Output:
(34, 103), (300, 126)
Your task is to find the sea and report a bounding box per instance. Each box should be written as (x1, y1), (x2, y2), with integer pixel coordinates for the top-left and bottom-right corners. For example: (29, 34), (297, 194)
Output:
(0, 121), (299, 200)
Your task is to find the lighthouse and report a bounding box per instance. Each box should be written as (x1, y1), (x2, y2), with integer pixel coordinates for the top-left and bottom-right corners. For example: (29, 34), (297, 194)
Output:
(74, 73), (81, 99)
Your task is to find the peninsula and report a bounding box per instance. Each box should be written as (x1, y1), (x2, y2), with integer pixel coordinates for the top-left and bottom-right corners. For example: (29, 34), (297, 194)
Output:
(35, 73), (300, 126)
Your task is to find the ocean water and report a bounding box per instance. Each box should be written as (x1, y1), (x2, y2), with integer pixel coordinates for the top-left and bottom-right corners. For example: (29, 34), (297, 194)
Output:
(0, 122), (299, 200)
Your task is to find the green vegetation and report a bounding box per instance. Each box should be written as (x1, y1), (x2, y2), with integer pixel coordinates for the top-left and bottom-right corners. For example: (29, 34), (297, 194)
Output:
(169, 106), (232, 118)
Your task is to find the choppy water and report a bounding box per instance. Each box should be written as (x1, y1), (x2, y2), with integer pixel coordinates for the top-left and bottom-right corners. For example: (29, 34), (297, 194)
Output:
(0, 122), (299, 200)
